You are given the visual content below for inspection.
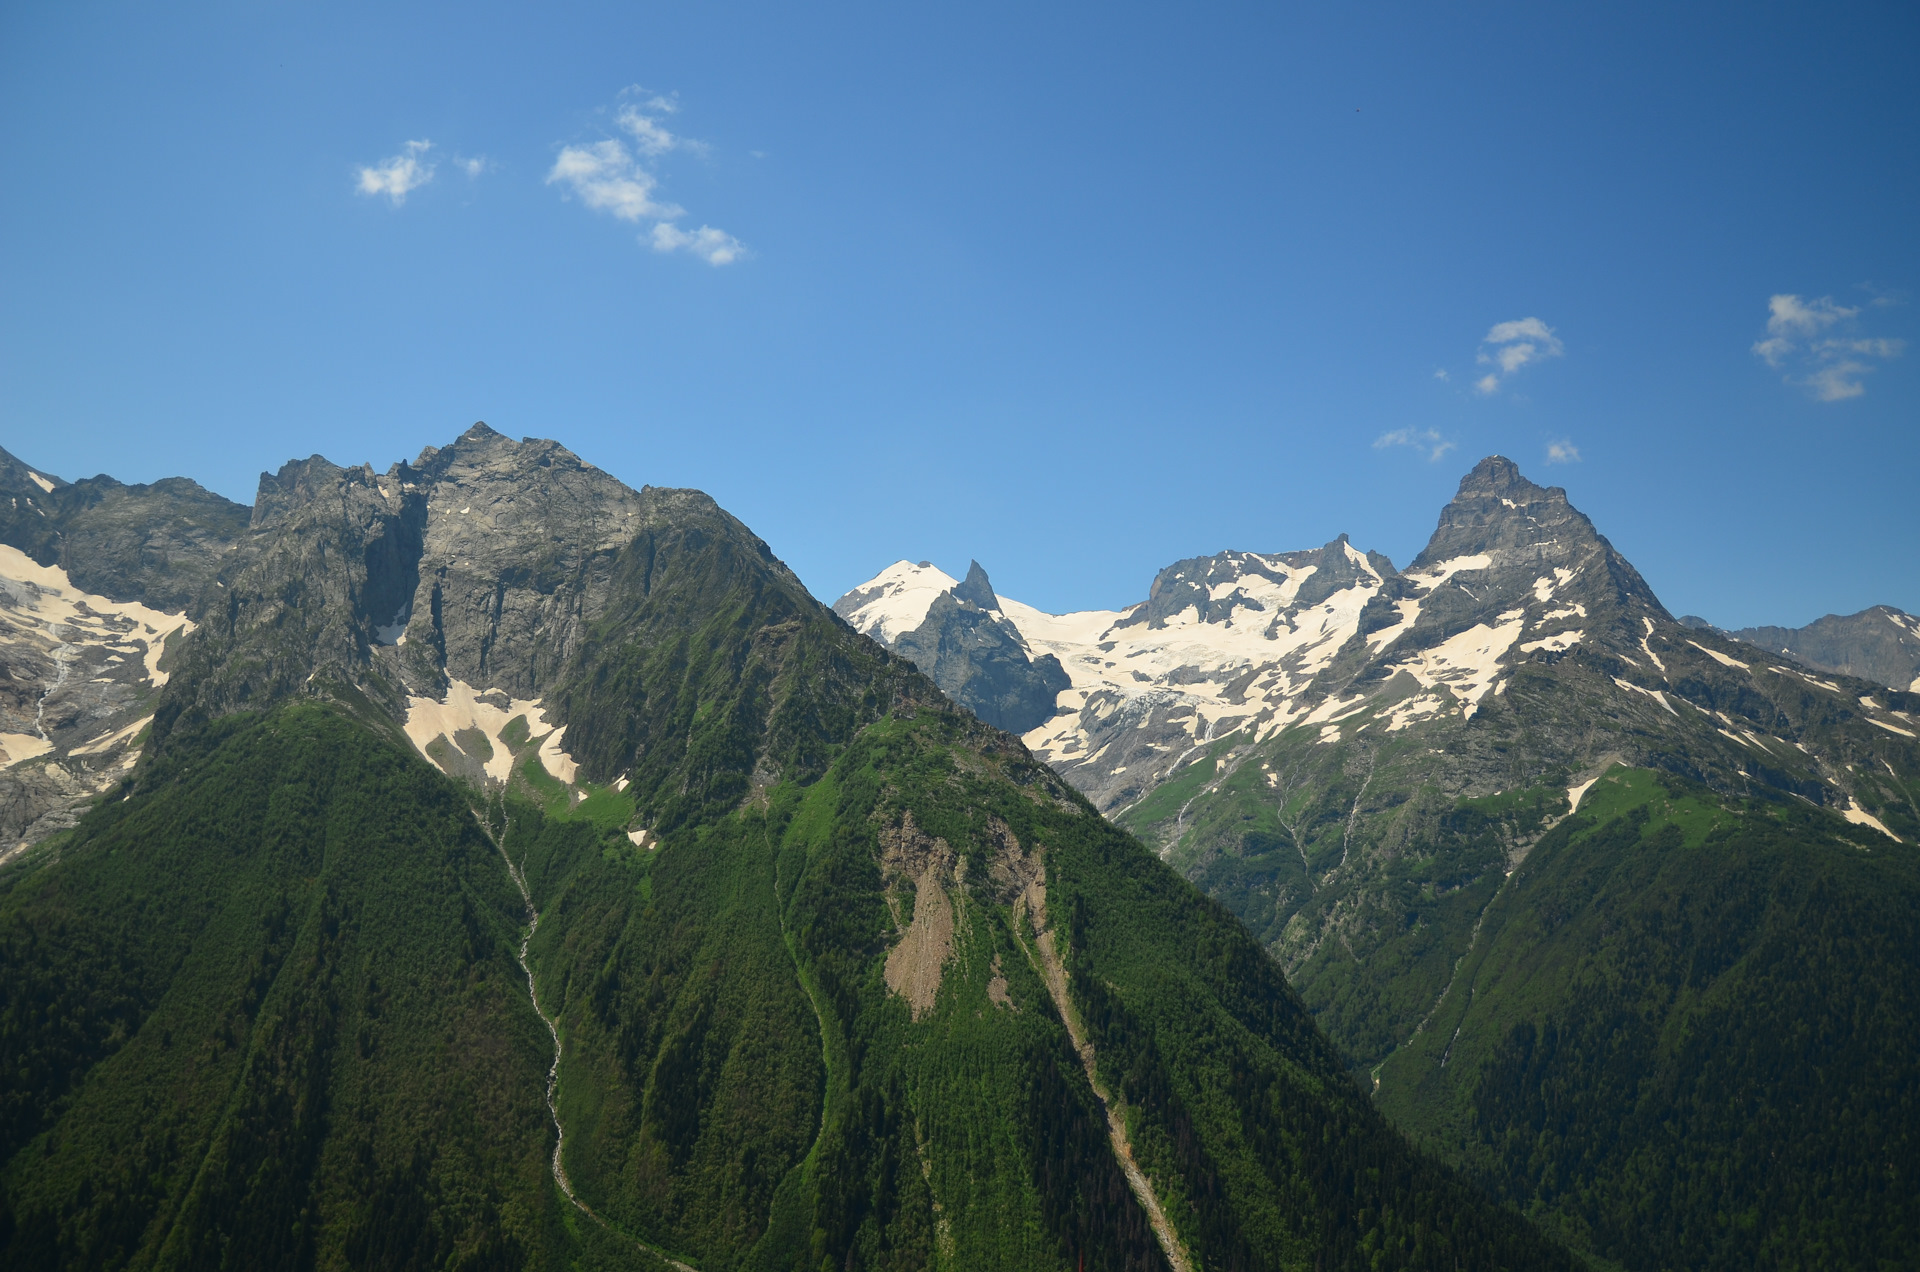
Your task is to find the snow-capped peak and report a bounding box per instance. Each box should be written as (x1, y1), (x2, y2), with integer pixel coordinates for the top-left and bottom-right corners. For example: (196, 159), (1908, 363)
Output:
(832, 559), (959, 644)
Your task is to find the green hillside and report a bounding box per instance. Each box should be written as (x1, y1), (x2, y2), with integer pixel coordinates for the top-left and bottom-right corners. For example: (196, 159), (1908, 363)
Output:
(0, 706), (587, 1269)
(1375, 767), (1920, 1269)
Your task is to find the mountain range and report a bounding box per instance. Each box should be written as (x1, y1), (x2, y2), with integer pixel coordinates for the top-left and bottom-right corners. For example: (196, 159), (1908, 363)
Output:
(0, 428), (1577, 1272)
(840, 455), (1920, 1269)
(1719, 606), (1920, 694)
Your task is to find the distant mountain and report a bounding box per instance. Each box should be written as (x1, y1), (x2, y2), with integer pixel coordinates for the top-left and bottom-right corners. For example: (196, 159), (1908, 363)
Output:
(0, 427), (1571, 1271)
(835, 560), (1069, 733)
(1728, 605), (1920, 693)
(840, 455), (1920, 1270)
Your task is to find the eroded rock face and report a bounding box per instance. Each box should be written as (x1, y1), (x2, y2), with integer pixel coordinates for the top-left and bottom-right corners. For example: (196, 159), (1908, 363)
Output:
(878, 811), (961, 1020)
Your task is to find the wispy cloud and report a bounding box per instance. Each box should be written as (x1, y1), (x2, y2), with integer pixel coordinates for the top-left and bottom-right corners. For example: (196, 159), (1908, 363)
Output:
(356, 140), (435, 204)
(651, 222), (745, 265)
(615, 90), (709, 158)
(1752, 294), (1904, 400)
(1545, 439), (1581, 464)
(547, 88), (745, 266)
(455, 155), (491, 179)
(1374, 428), (1457, 462)
(1474, 317), (1563, 395)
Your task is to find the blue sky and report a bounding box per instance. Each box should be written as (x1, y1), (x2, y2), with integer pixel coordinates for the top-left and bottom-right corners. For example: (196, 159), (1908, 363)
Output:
(2, 1), (1914, 627)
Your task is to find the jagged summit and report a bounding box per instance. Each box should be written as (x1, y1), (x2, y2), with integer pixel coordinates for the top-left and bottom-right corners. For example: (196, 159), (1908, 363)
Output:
(952, 559), (1001, 611)
(862, 558), (1069, 735)
(1417, 455), (1598, 567)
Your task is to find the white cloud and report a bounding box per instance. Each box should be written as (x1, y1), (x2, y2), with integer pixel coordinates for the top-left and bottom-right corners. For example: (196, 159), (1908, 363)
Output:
(1373, 428), (1457, 462)
(547, 140), (683, 221)
(1751, 293), (1903, 400)
(1474, 317), (1563, 394)
(651, 222), (746, 265)
(456, 155), (491, 179)
(1433, 368), (1449, 381)
(356, 140), (435, 204)
(548, 92), (745, 266)
(1545, 439), (1581, 464)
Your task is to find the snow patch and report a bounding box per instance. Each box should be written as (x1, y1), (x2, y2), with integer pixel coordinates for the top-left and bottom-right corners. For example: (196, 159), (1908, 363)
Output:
(1388, 610), (1526, 718)
(1004, 567), (1383, 762)
(1521, 630), (1584, 653)
(1364, 554), (1494, 658)
(1843, 800), (1902, 842)
(0, 732), (54, 767)
(1612, 676), (1680, 716)
(1639, 618), (1666, 674)
(0, 544), (193, 689)
(26, 472), (55, 494)
(402, 678), (580, 786)
(1867, 718), (1917, 739)
(68, 715), (150, 757)
(1383, 694), (1444, 732)
(1687, 639), (1749, 670)
(1531, 568), (1575, 604)
(1567, 777), (1598, 814)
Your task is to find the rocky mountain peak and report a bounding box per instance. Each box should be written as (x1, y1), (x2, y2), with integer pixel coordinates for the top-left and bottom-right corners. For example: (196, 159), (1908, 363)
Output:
(1410, 455), (1586, 569)
(952, 560), (1001, 611)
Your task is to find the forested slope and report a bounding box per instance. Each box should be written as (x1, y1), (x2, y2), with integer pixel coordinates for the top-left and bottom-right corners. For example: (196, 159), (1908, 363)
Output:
(0, 707), (583, 1269)
(1376, 767), (1920, 1269)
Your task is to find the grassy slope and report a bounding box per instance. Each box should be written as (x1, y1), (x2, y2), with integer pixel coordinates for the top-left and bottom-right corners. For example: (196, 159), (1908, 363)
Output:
(0, 705), (600, 1271)
(1376, 767), (1920, 1270)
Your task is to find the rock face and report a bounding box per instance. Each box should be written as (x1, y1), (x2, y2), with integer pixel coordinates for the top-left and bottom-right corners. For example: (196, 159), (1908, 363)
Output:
(160, 423), (649, 740)
(837, 559), (1070, 734)
(1731, 605), (1920, 693)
